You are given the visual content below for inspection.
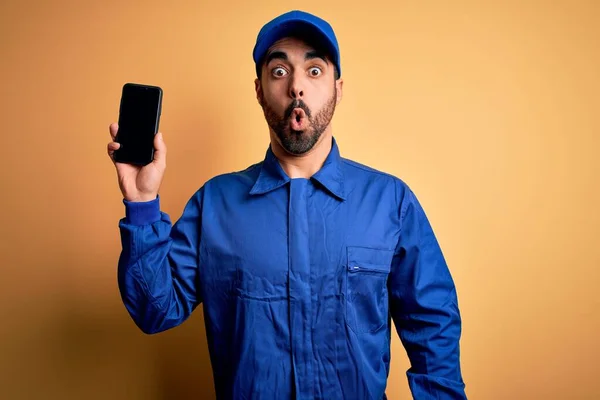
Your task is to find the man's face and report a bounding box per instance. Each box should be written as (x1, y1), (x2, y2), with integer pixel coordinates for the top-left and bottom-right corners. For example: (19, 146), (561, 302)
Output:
(255, 37), (343, 155)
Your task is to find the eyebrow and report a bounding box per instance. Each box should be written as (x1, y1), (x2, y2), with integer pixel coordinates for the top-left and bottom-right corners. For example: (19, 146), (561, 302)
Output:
(305, 50), (329, 65)
(264, 50), (329, 66)
(265, 51), (288, 65)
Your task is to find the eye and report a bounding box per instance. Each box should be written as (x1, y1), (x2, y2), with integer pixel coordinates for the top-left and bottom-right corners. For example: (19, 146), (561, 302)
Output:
(308, 67), (322, 77)
(272, 67), (288, 77)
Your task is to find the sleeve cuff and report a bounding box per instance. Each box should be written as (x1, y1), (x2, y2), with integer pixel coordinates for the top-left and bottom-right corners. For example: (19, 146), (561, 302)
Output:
(123, 195), (161, 225)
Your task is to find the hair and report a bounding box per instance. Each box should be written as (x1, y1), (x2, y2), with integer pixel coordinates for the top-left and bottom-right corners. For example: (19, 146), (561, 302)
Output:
(257, 29), (340, 80)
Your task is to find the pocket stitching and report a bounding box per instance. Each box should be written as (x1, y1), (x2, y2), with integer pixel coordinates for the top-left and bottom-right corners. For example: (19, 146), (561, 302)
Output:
(345, 246), (393, 334)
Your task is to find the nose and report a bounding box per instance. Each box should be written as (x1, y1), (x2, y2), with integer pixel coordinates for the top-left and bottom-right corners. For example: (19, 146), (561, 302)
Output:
(289, 73), (304, 99)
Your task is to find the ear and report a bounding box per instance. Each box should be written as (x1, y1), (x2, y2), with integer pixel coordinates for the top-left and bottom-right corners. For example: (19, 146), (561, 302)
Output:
(255, 78), (263, 106)
(335, 78), (344, 105)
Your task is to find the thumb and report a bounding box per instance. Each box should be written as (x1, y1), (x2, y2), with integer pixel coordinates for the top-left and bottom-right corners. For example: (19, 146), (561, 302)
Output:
(153, 132), (167, 166)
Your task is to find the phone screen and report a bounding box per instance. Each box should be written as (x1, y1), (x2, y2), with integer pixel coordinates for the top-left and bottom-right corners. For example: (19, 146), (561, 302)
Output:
(115, 83), (162, 165)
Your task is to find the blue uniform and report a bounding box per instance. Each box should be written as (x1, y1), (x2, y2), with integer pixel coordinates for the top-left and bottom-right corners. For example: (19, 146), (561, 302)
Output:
(117, 137), (467, 399)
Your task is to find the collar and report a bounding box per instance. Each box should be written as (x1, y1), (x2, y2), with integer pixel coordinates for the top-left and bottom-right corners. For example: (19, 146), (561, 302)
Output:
(249, 136), (346, 201)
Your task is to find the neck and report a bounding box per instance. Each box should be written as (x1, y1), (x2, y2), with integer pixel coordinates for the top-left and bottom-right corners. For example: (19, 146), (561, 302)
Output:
(270, 129), (333, 179)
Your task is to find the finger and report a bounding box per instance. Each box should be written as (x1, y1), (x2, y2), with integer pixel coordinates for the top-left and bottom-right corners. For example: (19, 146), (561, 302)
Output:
(109, 122), (119, 141)
(152, 132), (167, 165)
(107, 141), (121, 161)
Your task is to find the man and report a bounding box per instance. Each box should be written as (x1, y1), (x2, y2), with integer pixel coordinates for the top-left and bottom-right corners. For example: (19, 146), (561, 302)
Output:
(107, 10), (467, 400)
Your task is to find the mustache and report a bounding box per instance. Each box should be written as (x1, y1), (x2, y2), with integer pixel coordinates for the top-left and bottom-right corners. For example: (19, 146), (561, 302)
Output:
(284, 99), (312, 120)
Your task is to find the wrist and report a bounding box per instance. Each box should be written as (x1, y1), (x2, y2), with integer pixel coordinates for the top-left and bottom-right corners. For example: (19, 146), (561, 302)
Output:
(124, 193), (158, 203)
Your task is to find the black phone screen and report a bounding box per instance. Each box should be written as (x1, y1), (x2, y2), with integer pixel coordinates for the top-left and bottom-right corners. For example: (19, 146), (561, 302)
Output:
(114, 83), (162, 166)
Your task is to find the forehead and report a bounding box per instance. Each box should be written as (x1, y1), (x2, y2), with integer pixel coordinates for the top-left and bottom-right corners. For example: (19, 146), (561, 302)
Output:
(266, 37), (319, 58)
(263, 37), (335, 72)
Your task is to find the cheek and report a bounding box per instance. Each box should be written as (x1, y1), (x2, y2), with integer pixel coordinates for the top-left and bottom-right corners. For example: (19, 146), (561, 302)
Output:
(262, 86), (288, 110)
(308, 89), (333, 112)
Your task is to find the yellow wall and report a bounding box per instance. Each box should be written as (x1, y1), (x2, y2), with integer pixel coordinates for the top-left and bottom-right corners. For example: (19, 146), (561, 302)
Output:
(1, 1), (598, 399)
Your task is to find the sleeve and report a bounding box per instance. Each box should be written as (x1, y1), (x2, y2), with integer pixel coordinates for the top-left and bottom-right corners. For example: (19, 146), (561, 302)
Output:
(117, 189), (204, 334)
(389, 183), (467, 399)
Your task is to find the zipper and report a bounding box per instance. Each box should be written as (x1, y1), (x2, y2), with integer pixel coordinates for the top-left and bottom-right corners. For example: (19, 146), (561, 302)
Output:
(348, 263), (389, 274)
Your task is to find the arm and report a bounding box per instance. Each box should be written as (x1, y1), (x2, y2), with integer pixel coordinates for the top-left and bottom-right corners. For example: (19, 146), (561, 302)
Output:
(389, 184), (467, 399)
(117, 190), (203, 334)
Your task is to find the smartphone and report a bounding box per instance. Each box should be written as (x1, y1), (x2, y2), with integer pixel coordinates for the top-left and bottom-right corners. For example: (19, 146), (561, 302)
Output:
(114, 83), (163, 166)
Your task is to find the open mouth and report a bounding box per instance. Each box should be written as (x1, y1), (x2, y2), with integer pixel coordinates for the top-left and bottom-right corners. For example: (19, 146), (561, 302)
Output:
(290, 108), (307, 131)
(292, 108), (306, 119)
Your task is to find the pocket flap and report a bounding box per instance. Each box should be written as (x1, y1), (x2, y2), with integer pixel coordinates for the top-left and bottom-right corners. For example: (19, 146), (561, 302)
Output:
(347, 246), (394, 273)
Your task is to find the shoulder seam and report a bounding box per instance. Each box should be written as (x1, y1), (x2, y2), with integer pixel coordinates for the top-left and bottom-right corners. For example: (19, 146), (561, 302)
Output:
(205, 162), (262, 183)
(341, 158), (398, 179)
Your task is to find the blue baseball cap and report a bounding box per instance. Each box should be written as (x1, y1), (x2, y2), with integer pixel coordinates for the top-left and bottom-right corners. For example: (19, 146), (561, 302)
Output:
(252, 10), (341, 79)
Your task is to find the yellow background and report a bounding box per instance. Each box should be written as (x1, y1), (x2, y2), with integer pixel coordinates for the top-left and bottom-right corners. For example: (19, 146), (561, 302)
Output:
(1, 0), (598, 399)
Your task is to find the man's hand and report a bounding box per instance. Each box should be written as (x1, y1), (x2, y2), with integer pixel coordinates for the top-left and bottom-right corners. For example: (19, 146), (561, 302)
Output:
(106, 122), (167, 202)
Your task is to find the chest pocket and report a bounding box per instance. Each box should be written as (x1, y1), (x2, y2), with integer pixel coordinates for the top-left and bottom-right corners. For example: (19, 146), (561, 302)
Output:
(345, 246), (394, 334)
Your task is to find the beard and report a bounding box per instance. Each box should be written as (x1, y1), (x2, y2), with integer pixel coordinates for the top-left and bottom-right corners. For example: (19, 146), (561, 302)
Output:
(260, 86), (337, 155)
